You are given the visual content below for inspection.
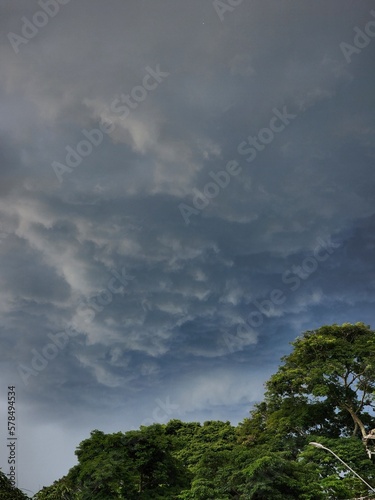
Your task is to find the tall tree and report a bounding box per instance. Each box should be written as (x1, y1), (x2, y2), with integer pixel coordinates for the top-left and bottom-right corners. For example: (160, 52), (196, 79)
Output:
(236, 323), (375, 498)
(262, 323), (375, 444)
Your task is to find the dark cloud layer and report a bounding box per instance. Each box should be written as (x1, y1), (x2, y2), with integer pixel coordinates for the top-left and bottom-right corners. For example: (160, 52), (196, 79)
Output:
(0, 0), (374, 493)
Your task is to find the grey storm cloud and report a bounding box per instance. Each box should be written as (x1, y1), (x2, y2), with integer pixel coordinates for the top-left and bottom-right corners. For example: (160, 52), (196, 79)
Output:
(0, 0), (374, 494)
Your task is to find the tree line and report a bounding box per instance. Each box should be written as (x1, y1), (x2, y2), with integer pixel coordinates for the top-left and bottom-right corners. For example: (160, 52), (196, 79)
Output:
(2, 322), (375, 499)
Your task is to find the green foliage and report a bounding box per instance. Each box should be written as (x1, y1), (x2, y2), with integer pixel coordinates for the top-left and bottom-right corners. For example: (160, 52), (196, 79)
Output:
(33, 323), (375, 500)
(240, 453), (325, 500)
(300, 437), (375, 499)
(167, 420), (236, 470)
(33, 475), (75, 500)
(264, 323), (375, 441)
(71, 429), (139, 498)
(0, 470), (29, 499)
(167, 420), (238, 499)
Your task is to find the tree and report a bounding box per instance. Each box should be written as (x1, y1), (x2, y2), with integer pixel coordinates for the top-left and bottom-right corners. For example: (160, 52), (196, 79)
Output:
(71, 429), (139, 499)
(33, 475), (75, 500)
(263, 323), (375, 444)
(167, 420), (236, 471)
(236, 323), (375, 499)
(167, 420), (238, 499)
(37, 425), (191, 499)
(0, 470), (29, 499)
(122, 424), (189, 496)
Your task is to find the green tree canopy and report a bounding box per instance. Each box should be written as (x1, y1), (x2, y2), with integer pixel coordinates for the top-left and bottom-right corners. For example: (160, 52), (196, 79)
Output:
(33, 323), (375, 500)
(250, 323), (375, 446)
(0, 470), (29, 499)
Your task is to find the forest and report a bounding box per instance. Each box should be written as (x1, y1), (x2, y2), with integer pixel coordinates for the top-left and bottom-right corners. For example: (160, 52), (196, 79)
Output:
(2, 322), (375, 499)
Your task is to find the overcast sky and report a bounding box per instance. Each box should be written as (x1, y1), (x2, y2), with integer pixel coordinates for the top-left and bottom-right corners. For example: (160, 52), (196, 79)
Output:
(1, 0), (375, 494)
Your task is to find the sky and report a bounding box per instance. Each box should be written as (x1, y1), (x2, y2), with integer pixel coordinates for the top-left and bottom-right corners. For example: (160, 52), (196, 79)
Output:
(0, 0), (375, 495)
